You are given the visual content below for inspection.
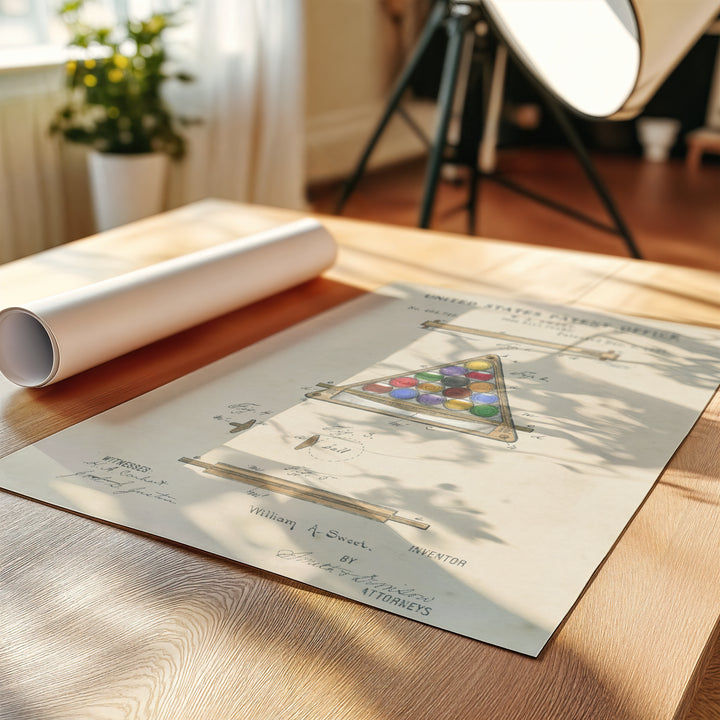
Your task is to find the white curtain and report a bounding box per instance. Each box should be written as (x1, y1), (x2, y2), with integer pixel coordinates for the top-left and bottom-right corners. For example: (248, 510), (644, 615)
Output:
(0, 65), (72, 265)
(168, 0), (307, 211)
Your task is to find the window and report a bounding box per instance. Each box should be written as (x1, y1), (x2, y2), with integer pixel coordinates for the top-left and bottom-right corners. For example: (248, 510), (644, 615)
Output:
(0, 0), (70, 54)
(0, 1), (182, 68)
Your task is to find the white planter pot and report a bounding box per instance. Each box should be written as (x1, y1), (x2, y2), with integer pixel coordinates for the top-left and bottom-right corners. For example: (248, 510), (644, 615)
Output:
(87, 151), (169, 232)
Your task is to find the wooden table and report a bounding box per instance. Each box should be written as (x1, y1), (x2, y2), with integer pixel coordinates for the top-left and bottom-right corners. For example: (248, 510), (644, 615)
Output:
(1, 199), (719, 720)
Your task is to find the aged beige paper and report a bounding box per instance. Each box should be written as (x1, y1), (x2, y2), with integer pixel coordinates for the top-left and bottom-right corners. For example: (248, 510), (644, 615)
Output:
(0, 284), (718, 656)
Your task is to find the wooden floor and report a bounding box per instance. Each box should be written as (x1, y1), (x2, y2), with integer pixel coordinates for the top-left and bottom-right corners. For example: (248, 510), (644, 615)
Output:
(309, 148), (720, 272)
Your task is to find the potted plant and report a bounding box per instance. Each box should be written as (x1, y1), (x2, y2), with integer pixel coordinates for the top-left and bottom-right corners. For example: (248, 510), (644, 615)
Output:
(50, 0), (193, 231)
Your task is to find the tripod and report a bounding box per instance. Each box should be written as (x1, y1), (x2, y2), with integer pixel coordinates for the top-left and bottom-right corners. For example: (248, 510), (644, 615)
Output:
(334, 0), (642, 259)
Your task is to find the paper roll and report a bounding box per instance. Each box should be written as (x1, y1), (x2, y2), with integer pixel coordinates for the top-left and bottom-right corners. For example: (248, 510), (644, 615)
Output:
(0, 218), (337, 387)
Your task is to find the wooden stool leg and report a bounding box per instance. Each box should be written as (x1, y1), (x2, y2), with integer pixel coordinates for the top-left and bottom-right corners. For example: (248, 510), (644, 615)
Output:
(686, 141), (703, 171)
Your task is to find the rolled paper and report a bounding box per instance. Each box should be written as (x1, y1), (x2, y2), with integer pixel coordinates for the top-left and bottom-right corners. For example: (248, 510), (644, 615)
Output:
(0, 218), (337, 387)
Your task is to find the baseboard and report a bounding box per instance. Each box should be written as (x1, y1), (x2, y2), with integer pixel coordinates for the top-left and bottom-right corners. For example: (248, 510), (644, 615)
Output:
(305, 98), (436, 184)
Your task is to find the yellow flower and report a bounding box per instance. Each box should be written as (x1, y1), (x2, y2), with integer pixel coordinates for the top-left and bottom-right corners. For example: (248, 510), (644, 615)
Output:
(113, 55), (129, 69)
(83, 75), (98, 87)
(66, 60), (76, 74)
(84, 59), (96, 69)
(147, 16), (165, 33)
(108, 68), (124, 83)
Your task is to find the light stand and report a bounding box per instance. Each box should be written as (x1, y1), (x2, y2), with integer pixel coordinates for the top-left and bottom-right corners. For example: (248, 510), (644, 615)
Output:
(334, 0), (643, 259)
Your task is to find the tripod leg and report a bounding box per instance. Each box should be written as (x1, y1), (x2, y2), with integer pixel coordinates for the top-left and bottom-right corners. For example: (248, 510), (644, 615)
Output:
(466, 36), (502, 234)
(467, 156), (480, 234)
(539, 88), (643, 259)
(335, 0), (448, 214)
(419, 10), (473, 228)
(478, 43), (507, 174)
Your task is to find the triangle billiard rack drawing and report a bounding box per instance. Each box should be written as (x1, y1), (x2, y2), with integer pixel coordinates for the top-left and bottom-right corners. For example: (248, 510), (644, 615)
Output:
(306, 353), (527, 443)
(305, 317), (619, 443)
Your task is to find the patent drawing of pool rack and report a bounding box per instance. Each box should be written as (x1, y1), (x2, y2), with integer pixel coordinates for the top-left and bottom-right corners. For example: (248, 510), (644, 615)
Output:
(307, 319), (527, 443)
(306, 352), (521, 442)
(306, 319), (619, 444)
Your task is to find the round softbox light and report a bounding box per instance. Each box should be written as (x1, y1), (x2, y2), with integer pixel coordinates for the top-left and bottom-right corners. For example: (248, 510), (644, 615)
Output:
(483, 0), (720, 119)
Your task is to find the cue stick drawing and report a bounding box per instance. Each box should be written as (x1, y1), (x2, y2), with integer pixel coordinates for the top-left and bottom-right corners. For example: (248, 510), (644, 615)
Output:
(180, 457), (430, 529)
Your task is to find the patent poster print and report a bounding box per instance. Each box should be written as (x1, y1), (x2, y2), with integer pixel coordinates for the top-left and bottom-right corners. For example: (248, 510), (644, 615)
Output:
(181, 286), (720, 655)
(1, 284), (719, 657)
